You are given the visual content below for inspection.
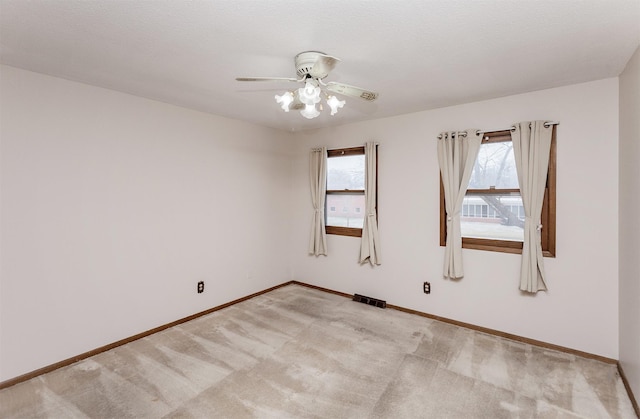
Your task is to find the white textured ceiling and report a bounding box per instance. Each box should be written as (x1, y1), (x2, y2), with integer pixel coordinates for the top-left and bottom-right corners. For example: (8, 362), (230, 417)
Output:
(1, 0), (639, 132)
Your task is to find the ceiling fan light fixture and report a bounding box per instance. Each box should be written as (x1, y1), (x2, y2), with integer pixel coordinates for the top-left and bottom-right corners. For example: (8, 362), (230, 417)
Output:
(275, 92), (294, 112)
(238, 51), (378, 120)
(326, 95), (345, 116)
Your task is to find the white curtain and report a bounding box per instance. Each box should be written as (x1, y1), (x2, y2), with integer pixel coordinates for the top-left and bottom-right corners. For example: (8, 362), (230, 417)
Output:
(511, 121), (553, 292)
(308, 147), (327, 256)
(437, 130), (482, 279)
(359, 142), (381, 265)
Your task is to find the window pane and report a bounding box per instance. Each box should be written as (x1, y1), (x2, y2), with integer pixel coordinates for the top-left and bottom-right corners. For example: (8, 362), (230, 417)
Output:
(327, 155), (365, 190)
(326, 194), (365, 228)
(461, 194), (524, 241)
(468, 142), (519, 189)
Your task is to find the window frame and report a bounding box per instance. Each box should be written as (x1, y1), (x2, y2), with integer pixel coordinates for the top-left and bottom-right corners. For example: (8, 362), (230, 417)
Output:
(325, 146), (377, 237)
(439, 128), (556, 257)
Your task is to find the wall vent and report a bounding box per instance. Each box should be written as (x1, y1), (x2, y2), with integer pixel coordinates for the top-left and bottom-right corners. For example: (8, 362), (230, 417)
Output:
(352, 294), (386, 309)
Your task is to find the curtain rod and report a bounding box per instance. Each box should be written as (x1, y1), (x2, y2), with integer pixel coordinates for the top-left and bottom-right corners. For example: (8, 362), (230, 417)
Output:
(324, 142), (380, 152)
(481, 121), (560, 136)
(438, 121), (560, 139)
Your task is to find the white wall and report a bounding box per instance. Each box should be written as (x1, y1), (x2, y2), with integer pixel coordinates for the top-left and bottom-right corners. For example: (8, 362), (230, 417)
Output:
(290, 78), (620, 359)
(0, 65), (294, 381)
(619, 45), (640, 401)
(0, 63), (626, 383)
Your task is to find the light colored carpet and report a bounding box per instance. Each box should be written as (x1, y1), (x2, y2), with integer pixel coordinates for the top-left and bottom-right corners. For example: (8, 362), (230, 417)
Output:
(0, 284), (635, 418)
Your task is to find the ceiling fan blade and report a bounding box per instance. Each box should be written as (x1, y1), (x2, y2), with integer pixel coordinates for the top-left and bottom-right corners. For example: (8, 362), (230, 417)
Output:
(236, 77), (299, 82)
(309, 54), (340, 79)
(325, 82), (379, 101)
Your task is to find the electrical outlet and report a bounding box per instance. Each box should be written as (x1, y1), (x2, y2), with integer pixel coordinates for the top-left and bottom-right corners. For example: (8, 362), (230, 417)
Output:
(423, 281), (431, 294)
(197, 281), (204, 294)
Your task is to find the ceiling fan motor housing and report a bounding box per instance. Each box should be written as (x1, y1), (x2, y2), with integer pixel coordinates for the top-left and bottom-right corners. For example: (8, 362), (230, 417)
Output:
(295, 51), (329, 79)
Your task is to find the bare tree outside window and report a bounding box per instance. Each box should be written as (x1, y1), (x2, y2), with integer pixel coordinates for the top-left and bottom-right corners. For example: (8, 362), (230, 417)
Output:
(464, 138), (524, 241)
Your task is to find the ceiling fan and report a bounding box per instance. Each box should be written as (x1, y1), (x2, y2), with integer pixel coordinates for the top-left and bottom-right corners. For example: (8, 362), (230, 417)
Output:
(236, 51), (379, 119)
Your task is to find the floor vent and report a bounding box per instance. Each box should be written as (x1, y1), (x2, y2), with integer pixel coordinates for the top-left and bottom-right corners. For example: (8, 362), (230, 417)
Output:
(352, 294), (386, 309)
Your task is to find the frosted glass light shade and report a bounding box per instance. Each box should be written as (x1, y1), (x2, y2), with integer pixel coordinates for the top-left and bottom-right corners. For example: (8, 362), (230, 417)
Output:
(326, 95), (345, 116)
(300, 104), (320, 119)
(298, 81), (321, 106)
(275, 92), (294, 112)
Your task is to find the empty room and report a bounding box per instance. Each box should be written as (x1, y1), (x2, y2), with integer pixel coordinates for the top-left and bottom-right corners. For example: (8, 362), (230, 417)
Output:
(1, 0), (639, 417)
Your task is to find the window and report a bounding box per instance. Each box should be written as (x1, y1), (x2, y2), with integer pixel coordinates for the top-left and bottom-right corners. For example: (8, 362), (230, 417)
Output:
(440, 129), (556, 256)
(325, 146), (376, 237)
